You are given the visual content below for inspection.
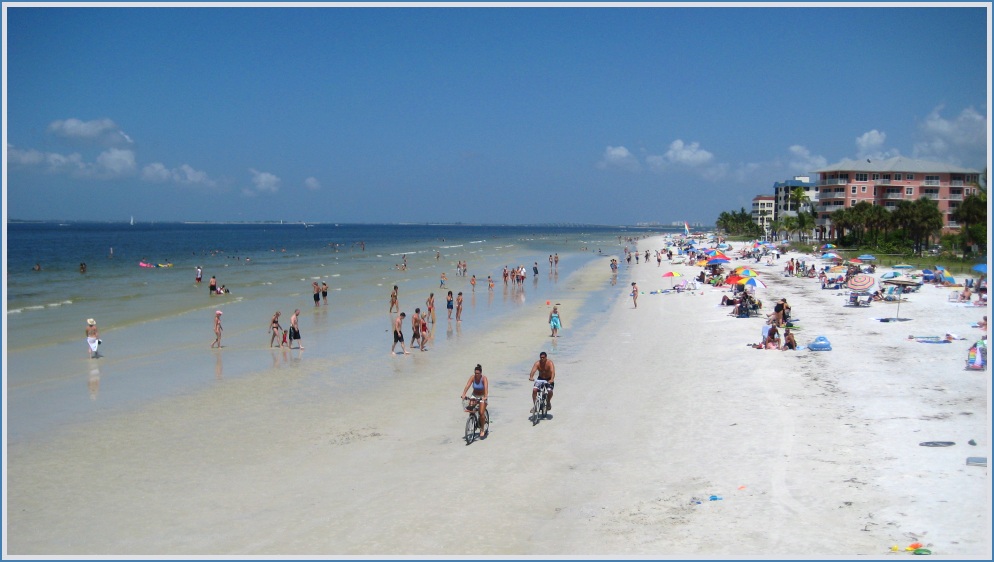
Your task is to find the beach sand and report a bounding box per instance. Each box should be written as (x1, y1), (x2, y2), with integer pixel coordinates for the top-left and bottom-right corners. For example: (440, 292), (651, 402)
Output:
(5, 236), (990, 556)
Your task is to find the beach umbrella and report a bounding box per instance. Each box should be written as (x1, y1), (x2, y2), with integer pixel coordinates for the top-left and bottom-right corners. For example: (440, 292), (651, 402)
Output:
(846, 274), (875, 292)
(707, 258), (730, 265)
(858, 254), (877, 261)
(738, 277), (767, 289)
(880, 271), (901, 279)
(973, 263), (987, 275)
(829, 265), (847, 273)
(893, 264), (914, 269)
(661, 270), (683, 288)
(821, 252), (841, 260)
(725, 274), (744, 285)
(734, 268), (759, 277)
(821, 243), (836, 249)
(848, 258), (863, 264)
(717, 243), (730, 249)
(942, 272), (955, 284)
(882, 278), (920, 321)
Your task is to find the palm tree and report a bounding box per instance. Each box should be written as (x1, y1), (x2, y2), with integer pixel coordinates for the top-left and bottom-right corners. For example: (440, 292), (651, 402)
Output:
(951, 167), (988, 256)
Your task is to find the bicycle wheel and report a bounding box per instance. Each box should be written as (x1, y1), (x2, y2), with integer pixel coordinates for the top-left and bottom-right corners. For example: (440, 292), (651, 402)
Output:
(533, 393), (543, 424)
(540, 390), (549, 418)
(465, 414), (477, 444)
(482, 410), (490, 434)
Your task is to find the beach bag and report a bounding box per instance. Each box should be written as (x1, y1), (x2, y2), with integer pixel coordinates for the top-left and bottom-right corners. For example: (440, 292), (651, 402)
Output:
(808, 336), (832, 351)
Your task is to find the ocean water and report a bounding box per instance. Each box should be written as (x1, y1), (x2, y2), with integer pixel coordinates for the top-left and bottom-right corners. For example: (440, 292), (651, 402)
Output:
(5, 222), (674, 441)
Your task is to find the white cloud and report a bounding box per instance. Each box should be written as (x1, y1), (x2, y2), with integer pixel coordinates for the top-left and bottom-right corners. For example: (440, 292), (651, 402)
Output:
(249, 169), (281, 194)
(95, 148), (136, 177)
(304, 177), (321, 191)
(663, 140), (714, 167)
(47, 118), (133, 146)
(855, 129), (900, 161)
(912, 106), (987, 165)
(596, 146), (641, 172)
(6, 144), (45, 165)
(142, 162), (217, 187)
(786, 145), (827, 174)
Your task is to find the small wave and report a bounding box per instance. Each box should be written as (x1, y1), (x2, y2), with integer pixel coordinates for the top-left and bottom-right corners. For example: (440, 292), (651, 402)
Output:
(24, 305), (45, 311)
(469, 240), (485, 244)
(388, 250), (421, 256)
(7, 308), (22, 314)
(331, 274), (341, 277)
(440, 245), (463, 249)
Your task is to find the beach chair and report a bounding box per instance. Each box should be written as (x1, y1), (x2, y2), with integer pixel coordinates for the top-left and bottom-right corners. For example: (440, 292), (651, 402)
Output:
(847, 292), (860, 306)
(948, 290), (960, 302)
(965, 278), (974, 289)
(674, 279), (689, 293)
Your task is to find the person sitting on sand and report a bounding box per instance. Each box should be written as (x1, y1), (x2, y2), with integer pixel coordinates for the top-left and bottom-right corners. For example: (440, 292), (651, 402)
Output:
(958, 286), (973, 302)
(978, 315), (988, 331)
(765, 323), (781, 349)
(782, 328), (797, 351)
(721, 295), (739, 307)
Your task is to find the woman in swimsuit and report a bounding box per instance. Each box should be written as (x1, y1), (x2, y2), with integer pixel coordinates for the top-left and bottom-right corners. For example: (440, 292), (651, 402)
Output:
(460, 364), (489, 438)
(270, 311), (283, 348)
(446, 290), (454, 319)
(426, 293), (435, 324)
(549, 306), (562, 337)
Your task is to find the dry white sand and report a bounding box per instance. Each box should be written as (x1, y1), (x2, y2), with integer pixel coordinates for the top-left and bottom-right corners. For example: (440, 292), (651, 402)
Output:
(5, 236), (990, 557)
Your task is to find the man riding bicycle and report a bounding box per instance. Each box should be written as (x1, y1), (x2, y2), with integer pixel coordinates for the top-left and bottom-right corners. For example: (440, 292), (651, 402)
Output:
(528, 351), (556, 412)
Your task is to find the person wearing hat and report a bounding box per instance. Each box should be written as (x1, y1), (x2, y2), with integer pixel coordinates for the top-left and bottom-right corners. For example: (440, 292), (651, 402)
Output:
(211, 310), (223, 349)
(85, 318), (100, 358)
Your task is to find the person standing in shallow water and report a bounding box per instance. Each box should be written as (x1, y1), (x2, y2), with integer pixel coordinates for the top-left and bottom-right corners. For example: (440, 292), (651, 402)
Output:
(289, 309), (304, 349)
(321, 282), (329, 306)
(389, 285), (399, 313)
(631, 282), (639, 308)
(211, 310), (223, 348)
(208, 275), (217, 296)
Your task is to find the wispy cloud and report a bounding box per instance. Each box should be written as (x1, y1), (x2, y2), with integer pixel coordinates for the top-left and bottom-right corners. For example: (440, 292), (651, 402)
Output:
(142, 162), (217, 187)
(304, 176), (321, 191)
(596, 145), (641, 172)
(912, 105), (987, 165)
(246, 168), (281, 195)
(7, 143), (134, 178)
(47, 118), (133, 146)
(786, 145), (827, 174)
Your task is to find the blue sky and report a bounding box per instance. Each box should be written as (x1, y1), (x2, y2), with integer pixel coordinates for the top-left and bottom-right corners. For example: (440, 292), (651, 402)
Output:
(4, 4), (990, 225)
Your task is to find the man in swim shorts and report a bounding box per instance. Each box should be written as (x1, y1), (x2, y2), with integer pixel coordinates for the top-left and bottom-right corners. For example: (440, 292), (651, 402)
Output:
(313, 282), (321, 306)
(528, 351), (556, 412)
(391, 312), (409, 355)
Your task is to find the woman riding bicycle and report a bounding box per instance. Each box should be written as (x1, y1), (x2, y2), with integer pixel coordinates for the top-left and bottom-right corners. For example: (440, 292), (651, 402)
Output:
(460, 364), (489, 438)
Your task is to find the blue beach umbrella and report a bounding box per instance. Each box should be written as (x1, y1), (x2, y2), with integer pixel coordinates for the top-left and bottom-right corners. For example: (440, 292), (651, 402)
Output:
(707, 258), (730, 265)
(893, 264), (914, 269)
(973, 263), (987, 274)
(858, 254), (876, 261)
(880, 272), (901, 279)
(821, 253), (841, 260)
(821, 243), (836, 249)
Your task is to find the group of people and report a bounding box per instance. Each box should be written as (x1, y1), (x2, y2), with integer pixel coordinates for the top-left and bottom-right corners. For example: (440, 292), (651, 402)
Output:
(312, 281), (329, 306)
(390, 288), (454, 355)
(269, 309), (304, 349)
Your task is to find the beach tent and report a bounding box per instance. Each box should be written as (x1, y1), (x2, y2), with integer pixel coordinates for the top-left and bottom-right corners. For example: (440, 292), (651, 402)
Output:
(880, 272), (902, 279)
(858, 254), (877, 261)
(973, 263), (987, 275)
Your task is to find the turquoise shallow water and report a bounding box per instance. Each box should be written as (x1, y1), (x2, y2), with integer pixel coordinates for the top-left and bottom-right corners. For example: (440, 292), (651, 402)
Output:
(5, 222), (674, 442)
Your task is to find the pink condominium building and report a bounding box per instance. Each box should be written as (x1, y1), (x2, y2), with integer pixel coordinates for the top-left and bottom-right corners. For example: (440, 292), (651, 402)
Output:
(812, 156), (983, 238)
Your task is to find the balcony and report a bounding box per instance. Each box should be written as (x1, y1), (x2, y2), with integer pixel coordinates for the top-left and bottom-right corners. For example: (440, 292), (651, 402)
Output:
(819, 179), (848, 186)
(950, 180), (965, 187)
(875, 179), (892, 186)
(921, 193), (939, 200)
(884, 193), (904, 200)
(922, 180), (941, 186)
(948, 194), (963, 201)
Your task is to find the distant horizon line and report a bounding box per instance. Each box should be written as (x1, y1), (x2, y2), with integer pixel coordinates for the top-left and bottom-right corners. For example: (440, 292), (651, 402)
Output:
(6, 219), (714, 229)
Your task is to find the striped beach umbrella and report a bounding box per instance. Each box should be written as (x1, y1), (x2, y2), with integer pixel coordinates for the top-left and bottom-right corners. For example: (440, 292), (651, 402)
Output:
(707, 258), (730, 265)
(738, 277), (767, 289)
(733, 268), (759, 277)
(821, 252), (841, 260)
(661, 270), (683, 287)
(821, 243), (836, 249)
(846, 274), (876, 292)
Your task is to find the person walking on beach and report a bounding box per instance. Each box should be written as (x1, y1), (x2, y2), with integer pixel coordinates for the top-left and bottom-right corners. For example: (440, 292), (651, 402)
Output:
(270, 311), (284, 348)
(554, 253), (559, 270)
(470, 275), (477, 292)
(312, 282), (321, 307)
(446, 290), (454, 319)
(549, 306), (562, 337)
(211, 310), (223, 349)
(208, 275), (217, 296)
(528, 351), (556, 412)
(440, 272), (447, 288)
(631, 282), (639, 308)
(391, 312), (409, 355)
(196, 266), (203, 285)
(455, 292), (464, 322)
(389, 285), (399, 313)
(289, 309), (304, 349)
(85, 318), (100, 358)
(426, 293), (436, 324)
(411, 308), (423, 349)
(418, 310), (431, 351)
(321, 282), (329, 306)
(461, 364), (489, 439)
(533, 262), (540, 277)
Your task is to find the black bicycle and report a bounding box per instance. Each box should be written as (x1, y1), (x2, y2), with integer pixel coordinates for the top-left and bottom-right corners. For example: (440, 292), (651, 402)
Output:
(462, 396), (490, 444)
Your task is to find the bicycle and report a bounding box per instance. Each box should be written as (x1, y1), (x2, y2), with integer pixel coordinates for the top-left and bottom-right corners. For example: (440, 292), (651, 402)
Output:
(462, 396), (490, 444)
(531, 380), (553, 425)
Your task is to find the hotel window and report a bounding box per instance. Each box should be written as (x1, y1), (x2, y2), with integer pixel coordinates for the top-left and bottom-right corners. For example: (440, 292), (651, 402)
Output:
(872, 173), (880, 180)
(906, 187), (914, 196)
(906, 174), (914, 180)
(851, 186), (857, 194)
(850, 199), (857, 206)
(861, 185), (867, 193)
(855, 173), (868, 182)
(894, 173), (902, 181)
